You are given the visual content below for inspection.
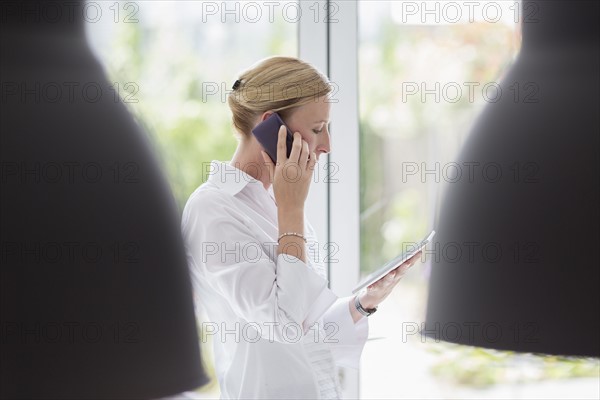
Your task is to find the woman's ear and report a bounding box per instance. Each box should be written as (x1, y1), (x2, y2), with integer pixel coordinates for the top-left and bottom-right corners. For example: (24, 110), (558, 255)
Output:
(261, 111), (274, 122)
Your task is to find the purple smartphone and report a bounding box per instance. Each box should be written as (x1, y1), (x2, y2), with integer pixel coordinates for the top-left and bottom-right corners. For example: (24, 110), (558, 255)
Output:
(251, 113), (294, 163)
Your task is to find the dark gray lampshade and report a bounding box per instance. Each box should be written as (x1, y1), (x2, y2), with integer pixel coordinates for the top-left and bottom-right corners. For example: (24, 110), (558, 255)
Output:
(423, 0), (599, 357)
(0, 1), (209, 398)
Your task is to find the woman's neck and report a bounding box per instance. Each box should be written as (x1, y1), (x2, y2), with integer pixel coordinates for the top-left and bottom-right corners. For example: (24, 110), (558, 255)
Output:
(228, 136), (272, 191)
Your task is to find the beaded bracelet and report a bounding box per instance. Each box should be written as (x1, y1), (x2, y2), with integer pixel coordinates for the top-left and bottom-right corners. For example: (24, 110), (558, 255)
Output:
(277, 232), (307, 244)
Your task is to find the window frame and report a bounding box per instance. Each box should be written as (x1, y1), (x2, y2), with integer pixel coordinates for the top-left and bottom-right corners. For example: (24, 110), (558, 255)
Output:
(299, 1), (361, 397)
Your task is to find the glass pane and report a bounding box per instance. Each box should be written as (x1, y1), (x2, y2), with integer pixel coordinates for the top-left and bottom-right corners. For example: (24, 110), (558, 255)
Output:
(86, 0), (298, 209)
(86, 2), (298, 397)
(358, 1), (599, 398)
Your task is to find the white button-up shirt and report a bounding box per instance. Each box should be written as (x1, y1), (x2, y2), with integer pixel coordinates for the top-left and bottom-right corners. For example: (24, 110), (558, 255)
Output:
(180, 160), (369, 399)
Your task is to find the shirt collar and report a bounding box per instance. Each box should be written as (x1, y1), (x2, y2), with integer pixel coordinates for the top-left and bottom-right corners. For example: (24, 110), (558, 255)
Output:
(206, 160), (266, 196)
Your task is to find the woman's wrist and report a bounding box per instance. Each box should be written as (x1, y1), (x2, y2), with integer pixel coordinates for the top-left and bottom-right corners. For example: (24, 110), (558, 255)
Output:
(277, 235), (306, 263)
(358, 292), (378, 310)
(278, 208), (304, 235)
(277, 206), (304, 220)
(349, 293), (378, 322)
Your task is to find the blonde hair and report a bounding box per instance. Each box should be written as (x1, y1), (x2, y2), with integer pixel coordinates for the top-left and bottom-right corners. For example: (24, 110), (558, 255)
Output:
(227, 56), (332, 140)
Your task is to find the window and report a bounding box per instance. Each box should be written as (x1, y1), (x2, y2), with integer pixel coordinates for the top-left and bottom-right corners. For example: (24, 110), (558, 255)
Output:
(85, 1), (599, 397)
(358, 1), (598, 398)
(86, 2), (298, 396)
(86, 1), (298, 209)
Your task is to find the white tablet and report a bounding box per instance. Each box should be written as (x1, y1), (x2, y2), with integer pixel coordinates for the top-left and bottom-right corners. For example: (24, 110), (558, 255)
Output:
(352, 230), (436, 294)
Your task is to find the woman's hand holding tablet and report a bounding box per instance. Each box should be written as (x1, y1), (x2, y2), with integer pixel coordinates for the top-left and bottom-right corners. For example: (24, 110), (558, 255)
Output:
(352, 230), (435, 295)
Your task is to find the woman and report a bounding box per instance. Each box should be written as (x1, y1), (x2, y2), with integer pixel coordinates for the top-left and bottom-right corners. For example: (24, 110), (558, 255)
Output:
(181, 56), (420, 399)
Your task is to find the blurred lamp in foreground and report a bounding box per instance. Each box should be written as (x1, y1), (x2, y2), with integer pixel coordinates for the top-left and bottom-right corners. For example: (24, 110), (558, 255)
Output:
(1, 1), (209, 398)
(423, 0), (599, 357)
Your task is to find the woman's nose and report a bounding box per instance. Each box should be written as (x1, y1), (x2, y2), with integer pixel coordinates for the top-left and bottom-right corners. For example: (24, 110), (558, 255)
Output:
(317, 131), (331, 156)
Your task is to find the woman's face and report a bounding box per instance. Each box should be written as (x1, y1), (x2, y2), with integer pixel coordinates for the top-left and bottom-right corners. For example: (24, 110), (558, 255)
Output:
(263, 95), (332, 161)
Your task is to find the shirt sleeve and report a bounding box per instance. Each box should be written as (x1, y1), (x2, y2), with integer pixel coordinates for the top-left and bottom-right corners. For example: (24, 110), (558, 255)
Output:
(302, 219), (369, 369)
(320, 296), (369, 369)
(182, 191), (338, 343)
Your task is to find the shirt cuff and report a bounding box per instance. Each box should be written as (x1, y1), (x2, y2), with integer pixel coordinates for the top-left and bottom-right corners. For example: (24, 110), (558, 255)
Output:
(322, 295), (370, 369)
(275, 253), (338, 333)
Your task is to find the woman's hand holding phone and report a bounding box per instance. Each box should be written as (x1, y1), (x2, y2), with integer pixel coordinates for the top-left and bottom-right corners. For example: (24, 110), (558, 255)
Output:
(261, 126), (317, 212)
(262, 126), (316, 264)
